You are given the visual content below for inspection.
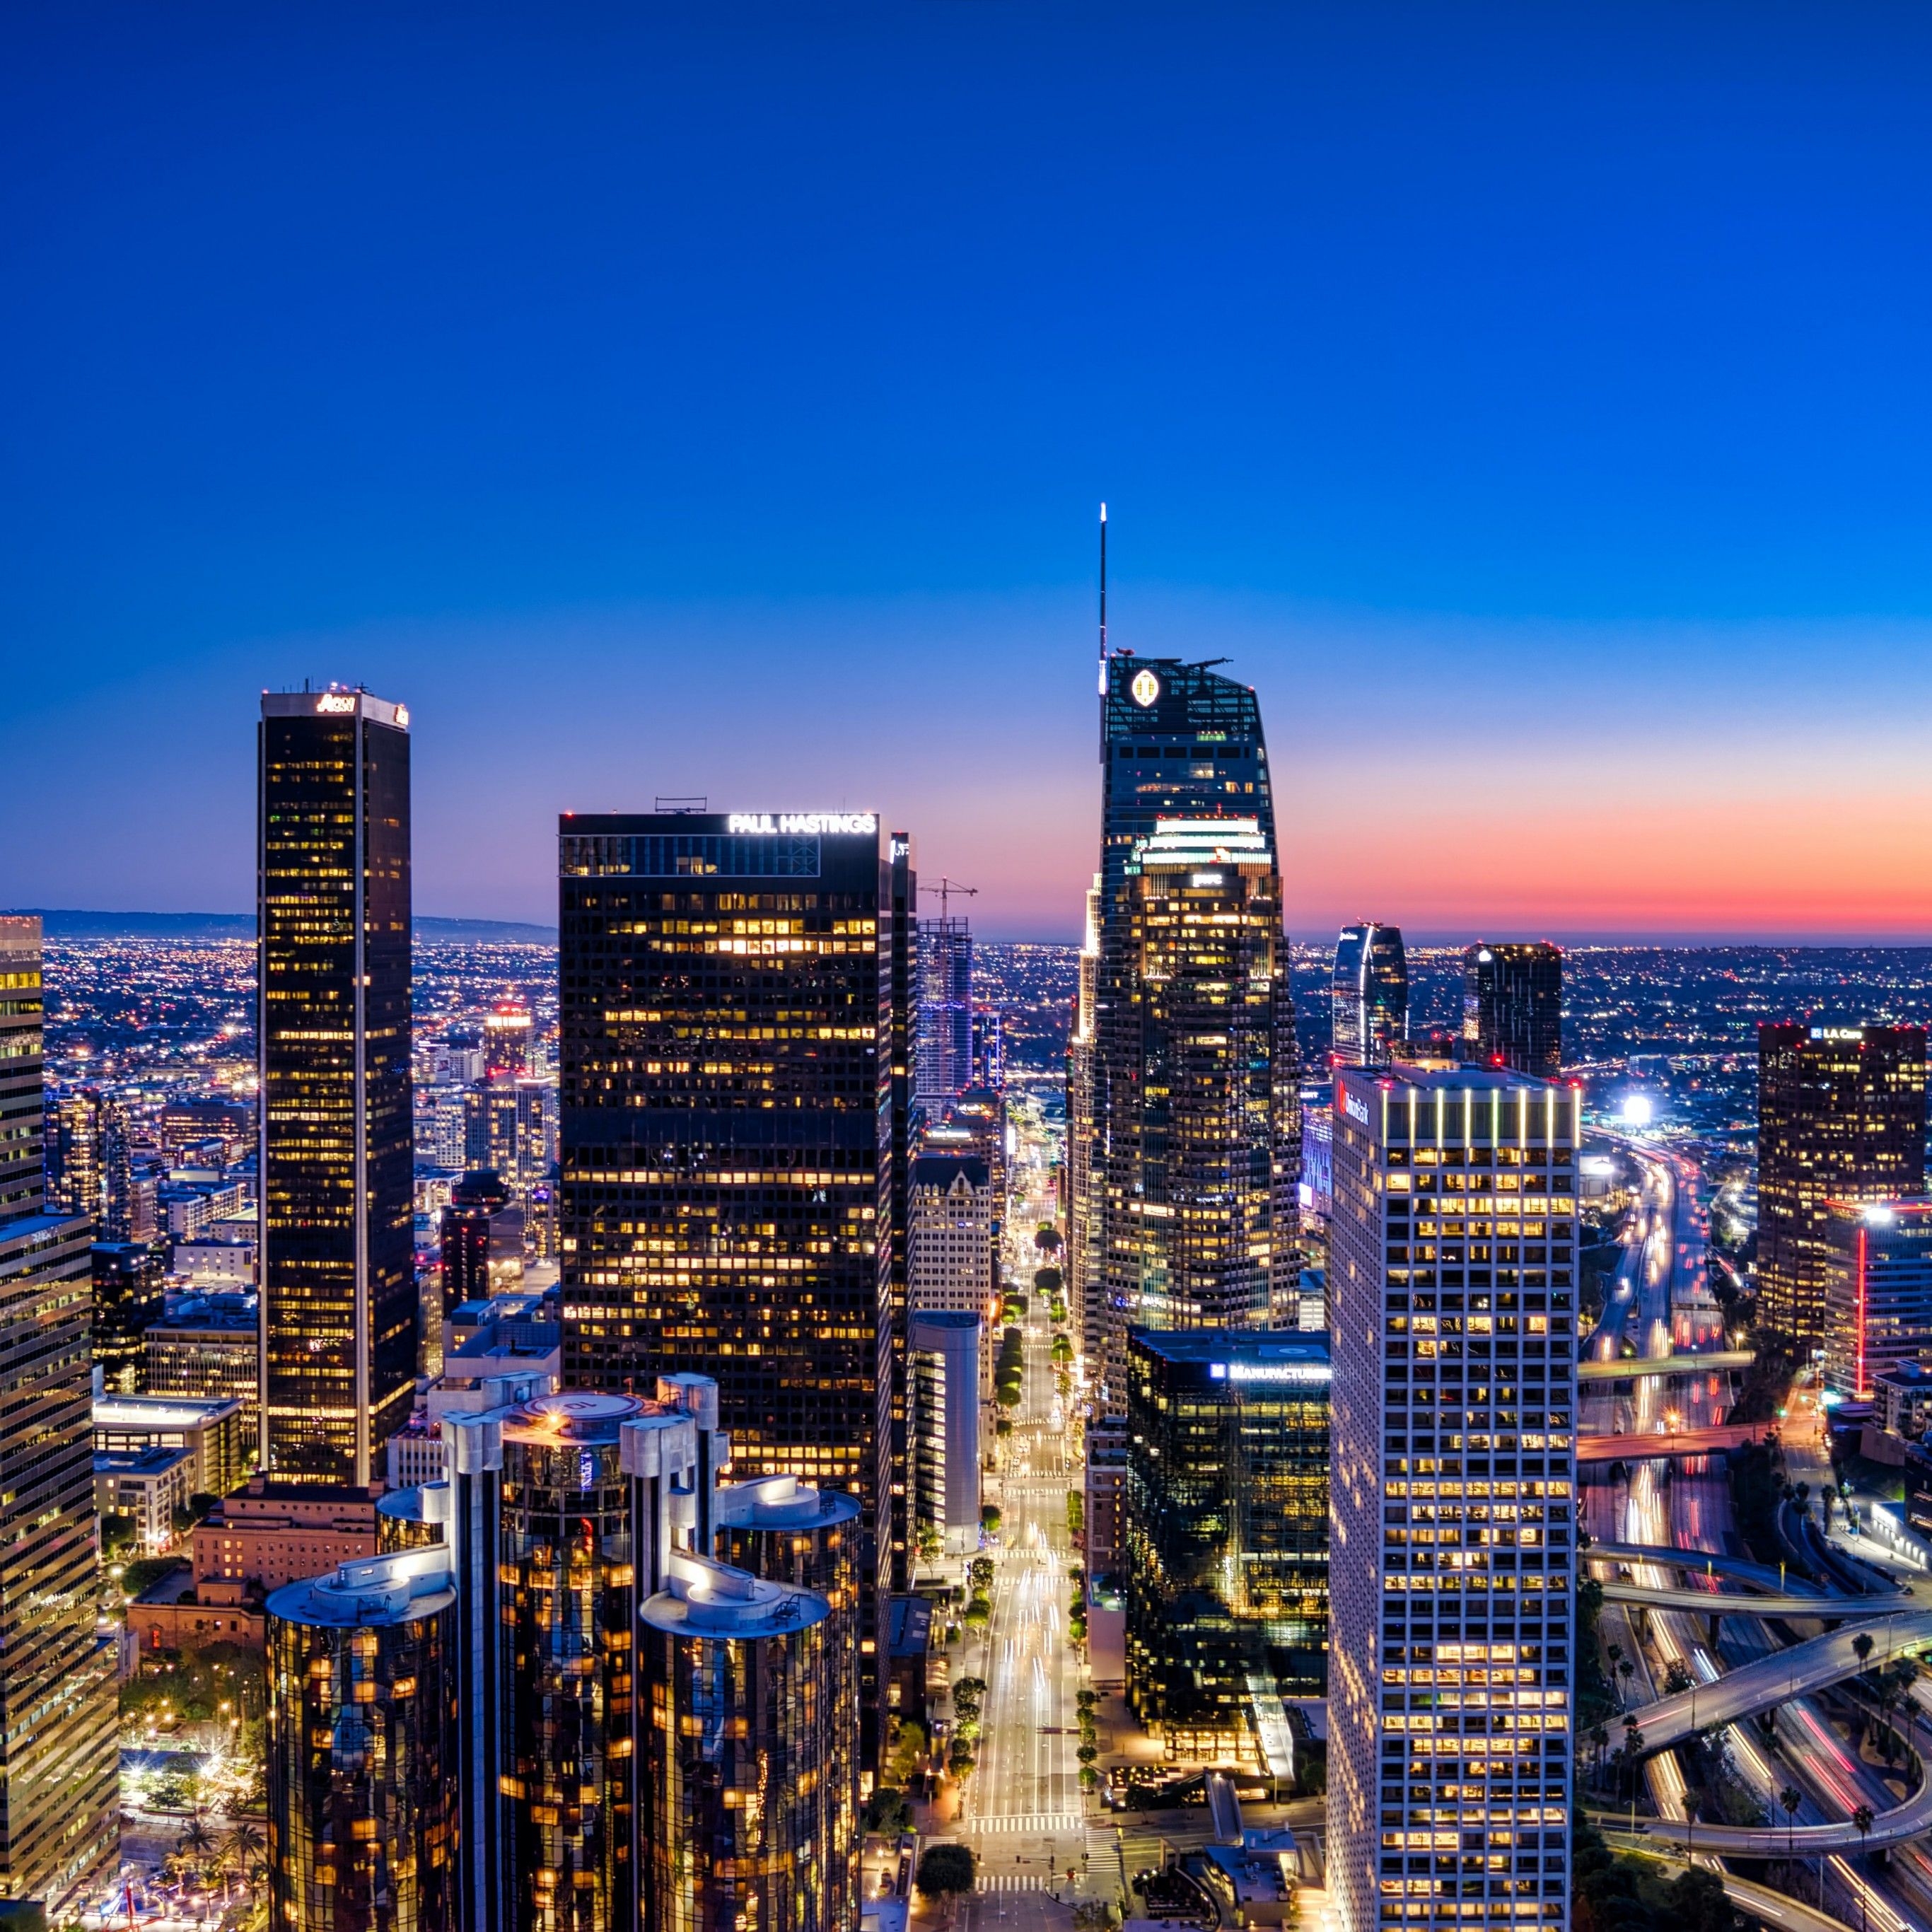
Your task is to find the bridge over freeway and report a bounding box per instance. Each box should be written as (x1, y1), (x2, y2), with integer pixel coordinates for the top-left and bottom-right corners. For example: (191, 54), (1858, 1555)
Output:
(1578, 1421), (1774, 1465)
(1577, 1349), (1755, 1383)
(1619, 1609), (1932, 1756)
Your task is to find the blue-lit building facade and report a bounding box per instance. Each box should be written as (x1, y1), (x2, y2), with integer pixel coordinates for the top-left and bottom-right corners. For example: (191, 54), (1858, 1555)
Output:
(1123, 1329), (1330, 1762)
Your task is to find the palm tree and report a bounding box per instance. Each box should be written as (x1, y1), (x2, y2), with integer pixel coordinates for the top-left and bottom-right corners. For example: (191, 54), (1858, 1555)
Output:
(180, 1812), (216, 1861)
(1617, 1657), (1636, 1701)
(1590, 1723), (1610, 1786)
(1852, 1805), (1875, 1932)
(225, 1820), (265, 1868)
(1779, 1784), (1802, 1861)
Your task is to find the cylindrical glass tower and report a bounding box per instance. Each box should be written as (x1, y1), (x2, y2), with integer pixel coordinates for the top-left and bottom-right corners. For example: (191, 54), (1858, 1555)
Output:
(264, 1549), (459, 1932)
(376, 1480), (451, 1552)
(715, 1475), (860, 1929)
(639, 1552), (840, 1932)
(499, 1391), (643, 1932)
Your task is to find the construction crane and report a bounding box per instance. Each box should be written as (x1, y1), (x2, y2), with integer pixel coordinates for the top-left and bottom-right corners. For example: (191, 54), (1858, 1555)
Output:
(934, 877), (979, 921)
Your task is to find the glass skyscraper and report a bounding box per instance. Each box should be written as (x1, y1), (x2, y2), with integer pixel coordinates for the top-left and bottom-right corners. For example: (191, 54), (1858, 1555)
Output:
(1333, 923), (1409, 1066)
(1123, 1329), (1330, 1761)
(914, 915), (972, 1105)
(0, 919), (120, 1912)
(1758, 1021), (1927, 1350)
(1460, 944), (1562, 1081)
(1327, 1066), (1578, 1932)
(258, 687), (416, 1486)
(557, 808), (914, 1752)
(1071, 656), (1297, 1418)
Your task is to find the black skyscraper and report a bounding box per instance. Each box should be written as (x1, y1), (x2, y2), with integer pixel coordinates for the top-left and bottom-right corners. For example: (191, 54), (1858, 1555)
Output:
(258, 687), (415, 1486)
(557, 808), (914, 1752)
(1461, 941), (1563, 1081)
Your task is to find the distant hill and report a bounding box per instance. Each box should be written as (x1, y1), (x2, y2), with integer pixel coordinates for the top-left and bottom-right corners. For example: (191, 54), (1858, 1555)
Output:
(9, 909), (557, 945)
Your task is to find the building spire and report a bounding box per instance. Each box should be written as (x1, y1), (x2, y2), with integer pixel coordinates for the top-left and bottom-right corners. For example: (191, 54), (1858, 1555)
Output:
(1097, 502), (1108, 697)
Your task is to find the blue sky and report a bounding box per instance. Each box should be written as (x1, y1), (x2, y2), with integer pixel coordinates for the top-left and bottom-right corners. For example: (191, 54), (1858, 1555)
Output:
(8, 4), (1932, 938)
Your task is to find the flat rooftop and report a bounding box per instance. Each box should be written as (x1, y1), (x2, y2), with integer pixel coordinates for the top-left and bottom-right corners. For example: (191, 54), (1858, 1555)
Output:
(1129, 1329), (1330, 1368)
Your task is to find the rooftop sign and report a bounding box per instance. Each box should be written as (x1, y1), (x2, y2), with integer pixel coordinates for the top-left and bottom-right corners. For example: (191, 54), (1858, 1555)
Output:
(726, 813), (877, 837)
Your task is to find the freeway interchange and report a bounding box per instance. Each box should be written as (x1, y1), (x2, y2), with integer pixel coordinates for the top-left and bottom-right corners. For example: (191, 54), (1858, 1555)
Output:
(1582, 1136), (1932, 1930)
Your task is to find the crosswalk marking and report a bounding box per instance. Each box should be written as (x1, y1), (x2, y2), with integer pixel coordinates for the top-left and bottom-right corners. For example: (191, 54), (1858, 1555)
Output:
(966, 1811), (1085, 1836)
(978, 1875), (1054, 1892)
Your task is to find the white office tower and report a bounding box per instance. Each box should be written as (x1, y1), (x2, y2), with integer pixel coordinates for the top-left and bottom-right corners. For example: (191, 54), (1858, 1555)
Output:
(1327, 1066), (1578, 1932)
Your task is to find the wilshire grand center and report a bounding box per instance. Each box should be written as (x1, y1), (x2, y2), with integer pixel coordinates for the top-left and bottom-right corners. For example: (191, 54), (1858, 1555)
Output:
(1069, 655), (1298, 1419)
(557, 808), (914, 1751)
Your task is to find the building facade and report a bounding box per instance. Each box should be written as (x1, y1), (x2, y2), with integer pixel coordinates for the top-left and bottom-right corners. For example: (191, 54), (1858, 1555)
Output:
(907, 1309), (982, 1557)
(1821, 1197), (1932, 1397)
(1123, 1329), (1331, 1762)
(1333, 924), (1409, 1068)
(92, 1239), (165, 1392)
(0, 919), (120, 1911)
(258, 687), (415, 1485)
(915, 916), (973, 1105)
(1460, 945), (1562, 1081)
(1327, 1066), (1578, 1932)
(264, 1549), (460, 1932)
(1758, 1022), (1927, 1351)
(557, 808), (913, 1755)
(1115, 817), (1286, 1332)
(907, 1152), (994, 1319)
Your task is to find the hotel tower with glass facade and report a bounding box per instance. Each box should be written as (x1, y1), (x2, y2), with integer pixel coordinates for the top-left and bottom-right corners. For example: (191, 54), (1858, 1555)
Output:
(557, 808), (914, 1752)
(0, 919), (120, 1913)
(1327, 1066), (1578, 1932)
(1069, 656), (1298, 1421)
(258, 687), (416, 1486)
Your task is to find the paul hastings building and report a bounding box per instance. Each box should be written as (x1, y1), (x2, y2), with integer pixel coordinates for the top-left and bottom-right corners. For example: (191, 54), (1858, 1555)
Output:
(557, 808), (914, 1753)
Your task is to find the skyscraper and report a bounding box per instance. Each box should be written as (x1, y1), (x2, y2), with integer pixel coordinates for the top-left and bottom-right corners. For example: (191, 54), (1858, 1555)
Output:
(258, 687), (416, 1486)
(1820, 1198), (1932, 1399)
(557, 807), (913, 1753)
(914, 915), (972, 1105)
(1124, 1329), (1330, 1761)
(1460, 943), (1562, 1080)
(1327, 1066), (1578, 1932)
(1068, 874), (1102, 1365)
(1332, 923), (1409, 1067)
(0, 919), (120, 1911)
(264, 1548), (460, 1932)
(50, 1086), (133, 1235)
(1758, 1021), (1927, 1350)
(1083, 656), (1297, 1416)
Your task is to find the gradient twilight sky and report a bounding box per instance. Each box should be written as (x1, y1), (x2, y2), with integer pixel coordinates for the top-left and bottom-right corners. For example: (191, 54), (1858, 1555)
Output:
(9, 6), (1932, 942)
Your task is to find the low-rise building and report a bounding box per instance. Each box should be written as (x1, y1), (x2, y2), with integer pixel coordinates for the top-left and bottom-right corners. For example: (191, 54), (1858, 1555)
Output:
(95, 1445), (194, 1556)
(127, 1561), (266, 1655)
(1876, 1360), (1932, 1441)
(94, 1390), (247, 1499)
(191, 1477), (380, 1598)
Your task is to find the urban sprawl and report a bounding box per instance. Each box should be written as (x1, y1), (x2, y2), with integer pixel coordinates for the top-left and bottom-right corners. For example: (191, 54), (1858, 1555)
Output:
(10, 661), (1932, 1932)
